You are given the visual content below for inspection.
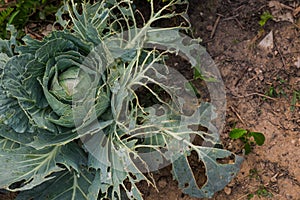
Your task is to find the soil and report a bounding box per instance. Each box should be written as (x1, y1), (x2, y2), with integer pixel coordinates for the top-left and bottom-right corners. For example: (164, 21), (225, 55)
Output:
(141, 0), (300, 200)
(1, 0), (299, 200)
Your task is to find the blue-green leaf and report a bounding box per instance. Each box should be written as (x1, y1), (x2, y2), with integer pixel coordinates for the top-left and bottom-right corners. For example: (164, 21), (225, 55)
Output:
(0, 136), (87, 191)
(16, 168), (95, 200)
(171, 147), (243, 198)
(0, 145), (63, 191)
(0, 120), (113, 149)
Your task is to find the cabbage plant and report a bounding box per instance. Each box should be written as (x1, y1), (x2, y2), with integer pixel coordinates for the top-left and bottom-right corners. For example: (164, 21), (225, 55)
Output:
(0, 0), (242, 199)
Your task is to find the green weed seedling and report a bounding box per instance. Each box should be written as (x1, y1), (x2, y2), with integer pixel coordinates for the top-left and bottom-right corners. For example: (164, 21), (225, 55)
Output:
(291, 90), (300, 112)
(247, 186), (273, 199)
(256, 186), (273, 198)
(259, 11), (273, 27)
(247, 193), (255, 200)
(265, 78), (287, 99)
(229, 128), (265, 154)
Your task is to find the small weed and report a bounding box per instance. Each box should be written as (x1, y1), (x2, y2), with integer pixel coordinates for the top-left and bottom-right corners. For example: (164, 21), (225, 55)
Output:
(259, 11), (273, 27)
(247, 186), (273, 199)
(266, 85), (278, 97)
(256, 186), (273, 198)
(193, 68), (217, 82)
(229, 128), (265, 154)
(247, 193), (254, 200)
(265, 78), (288, 99)
(291, 90), (300, 112)
(249, 168), (260, 180)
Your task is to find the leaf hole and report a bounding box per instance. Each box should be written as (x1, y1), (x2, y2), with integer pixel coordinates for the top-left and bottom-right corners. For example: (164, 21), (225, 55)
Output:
(8, 179), (28, 190)
(216, 154), (236, 165)
(184, 182), (189, 188)
(135, 83), (171, 108)
(190, 132), (204, 146)
(187, 150), (207, 188)
(123, 177), (133, 195)
(129, 172), (137, 180)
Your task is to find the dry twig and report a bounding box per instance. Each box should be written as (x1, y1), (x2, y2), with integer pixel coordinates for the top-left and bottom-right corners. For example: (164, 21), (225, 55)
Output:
(233, 92), (278, 101)
(230, 106), (246, 125)
(210, 15), (221, 39)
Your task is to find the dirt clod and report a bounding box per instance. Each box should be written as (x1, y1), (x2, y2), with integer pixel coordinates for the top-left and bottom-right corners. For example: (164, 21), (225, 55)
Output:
(158, 177), (168, 189)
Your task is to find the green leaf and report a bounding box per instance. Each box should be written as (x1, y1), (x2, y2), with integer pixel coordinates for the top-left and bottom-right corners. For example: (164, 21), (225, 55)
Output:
(0, 136), (19, 149)
(1, 54), (58, 133)
(0, 135), (87, 191)
(290, 91), (299, 112)
(0, 25), (16, 57)
(0, 54), (35, 133)
(86, 132), (150, 200)
(0, 120), (113, 149)
(259, 11), (273, 27)
(0, 144), (63, 191)
(0, 89), (32, 133)
(171, 147), (243, 198)
(194, 68), (203, 80)
(244, 142), (251, 155)
(229, 128), (247, 139)
(16, 168), (95, 200)
(0, 52), (10, 70)
(56, 142), (88, 172)
(56, 0), (108, 44)
(249, 132), (265, 146)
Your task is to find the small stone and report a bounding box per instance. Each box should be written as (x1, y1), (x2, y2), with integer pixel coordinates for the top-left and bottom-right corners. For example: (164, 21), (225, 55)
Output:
(258, 31), (274, 51)
(227, 142), (233, 150)
(224, 186), (232, 195)
(206, 25), (213, 31)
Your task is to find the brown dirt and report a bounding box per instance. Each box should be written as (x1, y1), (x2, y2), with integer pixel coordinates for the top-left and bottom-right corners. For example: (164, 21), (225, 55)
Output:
(141, 0), (300, 200)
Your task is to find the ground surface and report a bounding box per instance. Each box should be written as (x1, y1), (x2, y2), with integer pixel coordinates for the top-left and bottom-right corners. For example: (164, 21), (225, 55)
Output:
(141, 0), (300, 199)
(0, 0), (299, 200)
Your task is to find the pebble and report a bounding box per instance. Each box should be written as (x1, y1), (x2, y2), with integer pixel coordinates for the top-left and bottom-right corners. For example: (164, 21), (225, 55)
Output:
(224, 186), (232, 195)
(227, 142), (233, 150)
(206, 25), (213, 31)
